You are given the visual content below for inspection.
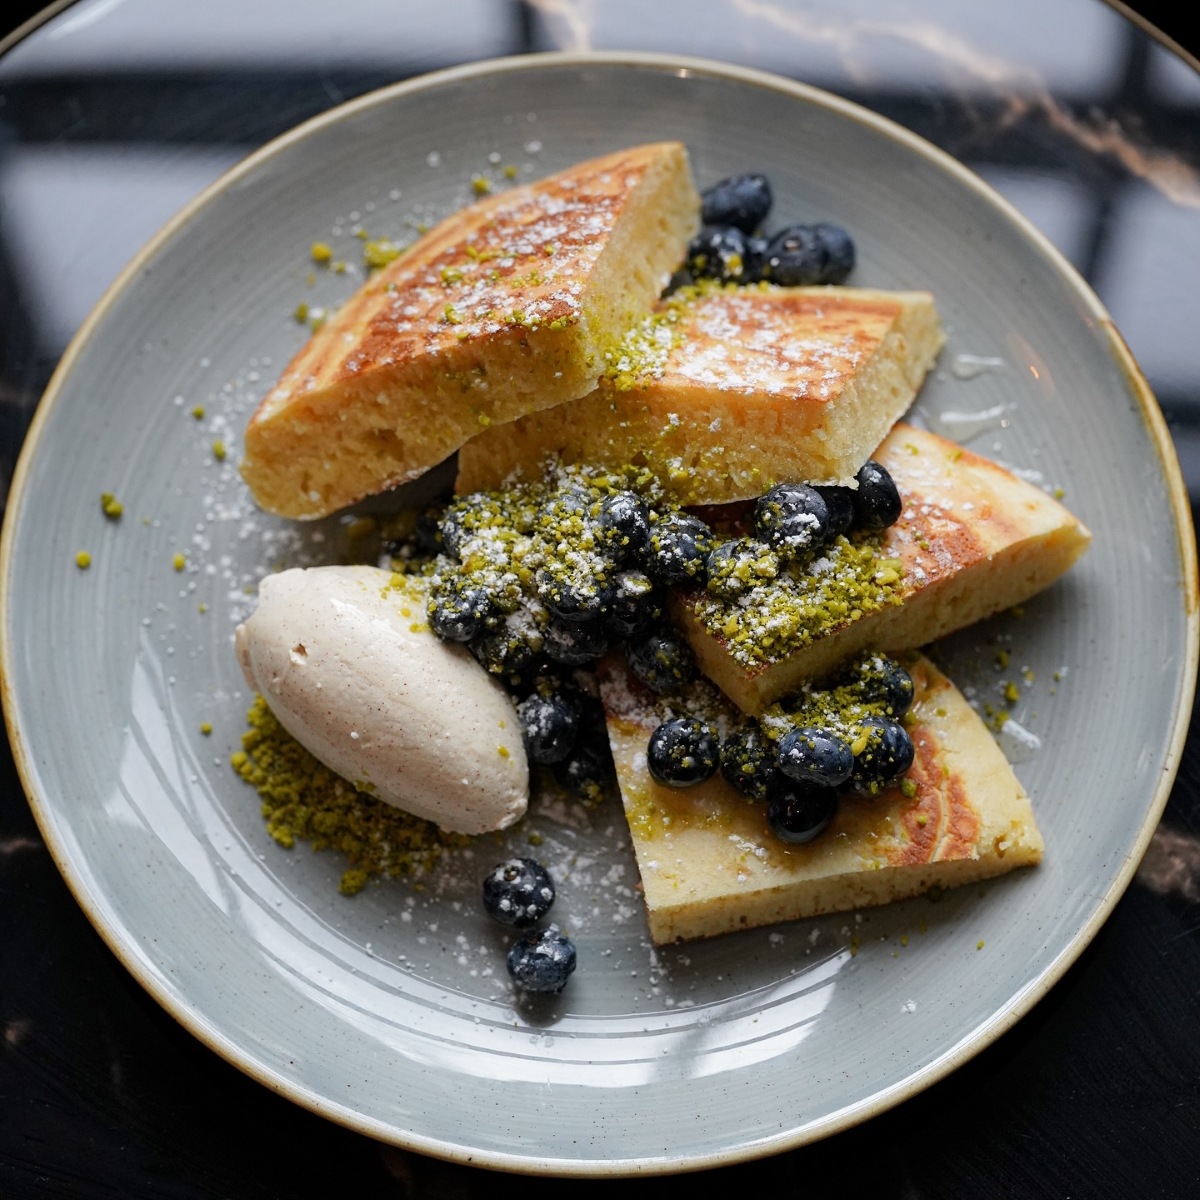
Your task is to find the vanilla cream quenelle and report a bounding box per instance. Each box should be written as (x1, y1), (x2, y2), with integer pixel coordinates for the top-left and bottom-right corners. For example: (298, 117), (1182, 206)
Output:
(234, 565), (528, 834)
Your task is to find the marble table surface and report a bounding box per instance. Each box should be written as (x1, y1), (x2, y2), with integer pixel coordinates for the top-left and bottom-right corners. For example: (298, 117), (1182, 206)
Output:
(1, 1), (1199, 1194)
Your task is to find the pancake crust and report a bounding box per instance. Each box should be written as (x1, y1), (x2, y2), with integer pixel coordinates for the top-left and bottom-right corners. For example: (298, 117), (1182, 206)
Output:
(672, 423), (1092, 714)
(598, 652), (1044, 945)
(455, 285), (944, 501)
(242, 142), (699, 518)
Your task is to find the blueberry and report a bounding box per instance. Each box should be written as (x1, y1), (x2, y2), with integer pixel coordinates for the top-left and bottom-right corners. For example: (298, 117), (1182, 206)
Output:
(815, 485), (854, 539)
(607, 570), (662, 639)
(553, 738), (616, 803)
(482, 857), (555, 928)
(762, 225), (824, 286)
(813, 222), (855, 283)
(517, 692), (579, 764)
(428, 573), (493, 642)
(535, 486), (593, 534)
(701, 173), (773, 234)
(470, 623), (542, 677)
(777, 726), (855, 789)
(745, 235), (769, 279)
(852, 460), (902, 531)
(438, 512), (467, 559)
(687, 225), (757, 283)
(507, 925), (577, 993)
(847, 717), (915, 795)
(544, 616), (609, 666)
(663, 266), (695, 297)
(767, 782), (838, 844)
(439, 497), (489, 558)
(763, 223), (856, 286)
(754, 483), (830, 556)
(536, 564), (613, 624)
(598, 491), (650, 564)
(645, 513), (716, 585)
(647, 717), (720, 788)
(720, 728), (780, 801)
(704, 538), (780, 601)
(627, 631), (697, 693)
(854, 655), (914, 718)
(415, 507), (444, 554)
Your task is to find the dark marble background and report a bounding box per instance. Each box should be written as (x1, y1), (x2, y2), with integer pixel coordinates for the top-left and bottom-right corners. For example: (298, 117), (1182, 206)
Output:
(2, 2), (1199, 1195)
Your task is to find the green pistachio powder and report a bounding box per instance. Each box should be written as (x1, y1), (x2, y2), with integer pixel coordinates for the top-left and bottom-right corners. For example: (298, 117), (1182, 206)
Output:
(226, 276), (908, 890)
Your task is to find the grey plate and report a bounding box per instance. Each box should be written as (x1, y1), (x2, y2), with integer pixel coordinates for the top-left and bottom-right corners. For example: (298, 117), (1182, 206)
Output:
(1, 54), (1196, 1176)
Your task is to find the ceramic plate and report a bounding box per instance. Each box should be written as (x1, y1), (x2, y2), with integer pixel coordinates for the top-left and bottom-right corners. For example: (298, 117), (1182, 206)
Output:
(2, 54), (1195, 1175)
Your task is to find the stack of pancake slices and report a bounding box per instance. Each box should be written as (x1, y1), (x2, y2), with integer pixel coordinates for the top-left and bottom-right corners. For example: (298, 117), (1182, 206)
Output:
(241, 142), (1091, 944)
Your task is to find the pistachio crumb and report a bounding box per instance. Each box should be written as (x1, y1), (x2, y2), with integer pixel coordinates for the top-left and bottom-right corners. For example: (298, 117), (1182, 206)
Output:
(340, 869), (368, 896)
(977, 940), (985, 950)
(200, 722), (213, 735)
(75, 550), (92, 569)
(233, 695), (465, 890)
(212, 440), (227, 461)
(100, 492), (123, 519)
(173, 553), (186, 571)
(310, 241), (333, 263)
(191, 405), (205, 420)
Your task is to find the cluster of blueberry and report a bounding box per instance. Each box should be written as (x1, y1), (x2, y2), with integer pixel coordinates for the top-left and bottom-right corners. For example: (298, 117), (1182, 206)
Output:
(515, 676), (614, 803)
(649, 654), (917, 846)
(673, 173), (855, 290)
(481, 857), (576, 993)
(421, 448), (904, 814)
(707, 458), (902, 601)
(419, 482), (711, 793)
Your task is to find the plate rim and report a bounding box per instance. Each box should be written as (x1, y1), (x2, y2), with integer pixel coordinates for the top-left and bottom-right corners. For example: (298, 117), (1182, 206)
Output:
(1, 49), (1196, 1177)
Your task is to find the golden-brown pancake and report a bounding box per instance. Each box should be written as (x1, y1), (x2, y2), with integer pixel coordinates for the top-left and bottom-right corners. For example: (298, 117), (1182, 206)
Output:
(598, 651), (1043, 944)
(672, 423), (1091, 714)
(455, 285), (944, 502)
(242, 142), (699, 518)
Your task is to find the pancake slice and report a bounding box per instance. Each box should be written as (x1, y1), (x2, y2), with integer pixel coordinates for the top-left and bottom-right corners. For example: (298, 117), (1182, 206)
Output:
(672, 423), (1092, 714)
(242, 142), (700, 519)
(455, 285), (944, 502)
(598, 651), (1043, 945)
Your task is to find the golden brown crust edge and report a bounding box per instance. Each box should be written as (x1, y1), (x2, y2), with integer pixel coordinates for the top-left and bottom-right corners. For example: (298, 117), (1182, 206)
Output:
(599, 653), (1043, 945)
(241, 142), (700, 518)
(454, 287), (945, 501)
(673, 423), (1092, 714)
